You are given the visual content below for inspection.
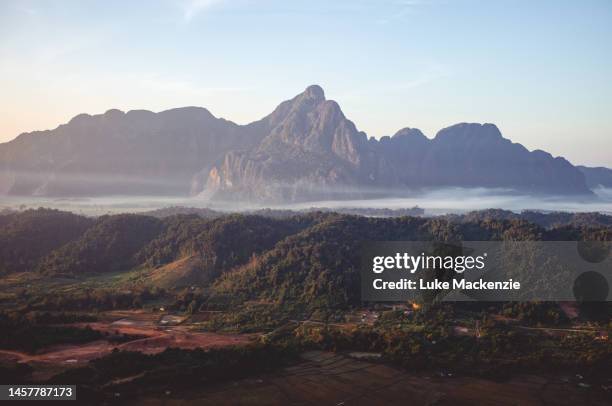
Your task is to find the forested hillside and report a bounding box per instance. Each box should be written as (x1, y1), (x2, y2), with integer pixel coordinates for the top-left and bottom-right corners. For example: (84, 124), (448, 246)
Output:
(1, 208), (609, 317)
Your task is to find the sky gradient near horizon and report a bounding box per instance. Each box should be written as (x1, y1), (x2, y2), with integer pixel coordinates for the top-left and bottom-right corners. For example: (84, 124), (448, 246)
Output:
(1, 0), (611, 166)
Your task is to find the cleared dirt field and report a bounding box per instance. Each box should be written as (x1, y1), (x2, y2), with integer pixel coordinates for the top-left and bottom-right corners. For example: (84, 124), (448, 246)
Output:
(0, 310), (256, 380)
(136, 351), (610, 406)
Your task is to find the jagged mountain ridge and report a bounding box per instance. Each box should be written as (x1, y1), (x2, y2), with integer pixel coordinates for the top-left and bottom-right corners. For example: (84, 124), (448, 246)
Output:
(204, 85), (593, 201)
(0, 85), (607, 201)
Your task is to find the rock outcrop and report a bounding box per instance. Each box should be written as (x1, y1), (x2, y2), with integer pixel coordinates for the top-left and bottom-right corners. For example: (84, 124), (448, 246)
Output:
(0, 85), (598, 202)
(204, 86), (593, 201)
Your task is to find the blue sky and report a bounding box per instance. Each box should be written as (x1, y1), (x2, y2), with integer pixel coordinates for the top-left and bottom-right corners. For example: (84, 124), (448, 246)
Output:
(1, 0), (611, 166)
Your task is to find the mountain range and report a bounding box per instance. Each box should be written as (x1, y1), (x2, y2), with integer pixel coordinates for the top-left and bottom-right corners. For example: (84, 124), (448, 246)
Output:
(1, 85), (610, 203)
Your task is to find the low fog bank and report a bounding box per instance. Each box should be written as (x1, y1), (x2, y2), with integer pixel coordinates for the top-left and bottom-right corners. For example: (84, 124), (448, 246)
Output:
(2, 187), (612, 217)
(283, 187), (612, 216)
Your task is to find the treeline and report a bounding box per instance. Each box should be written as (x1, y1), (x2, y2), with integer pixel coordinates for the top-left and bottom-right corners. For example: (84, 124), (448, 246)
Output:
(135, 212), (325, 285)
(48, 344), (299, 403)
(39, 214), (164, 275)
(25, 287), (167, 312)
(0, 208), (93, 274)
(278, 304), (612, 379)
(1, 208), (609, 279)
(0, 209), (335, 277)
(143, 206), (612, 228)
(447, 209), (612, 229)
(0, 311), (102, 353)
(1, 208), (610, 319)
(209, 215), (610, 315)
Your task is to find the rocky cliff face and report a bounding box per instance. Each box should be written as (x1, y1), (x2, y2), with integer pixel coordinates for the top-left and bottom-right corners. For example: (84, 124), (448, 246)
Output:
(204, 86), (593, 202)
(379, 122), (588, 194)
(203, 85), (385, 202)
(0, 85), (598, 201)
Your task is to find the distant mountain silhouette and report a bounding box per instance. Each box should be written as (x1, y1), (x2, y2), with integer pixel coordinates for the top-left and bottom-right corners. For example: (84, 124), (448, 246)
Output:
(0, 107), (267, 196)
(204, 85), (593, 201)
(0, 85), (605, 202)
(577, 166), (612, 189)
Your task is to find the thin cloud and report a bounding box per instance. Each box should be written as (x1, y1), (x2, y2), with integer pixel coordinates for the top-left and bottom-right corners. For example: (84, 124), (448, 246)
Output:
(377, 0), (430, 24)
(338, 62), (451, 102)
(15, 5), (39, 16)
(181, 0), (224, 22)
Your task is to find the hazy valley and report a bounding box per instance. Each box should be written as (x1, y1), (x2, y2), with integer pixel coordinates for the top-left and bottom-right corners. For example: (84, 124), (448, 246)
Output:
(2, 86), (612, 206)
